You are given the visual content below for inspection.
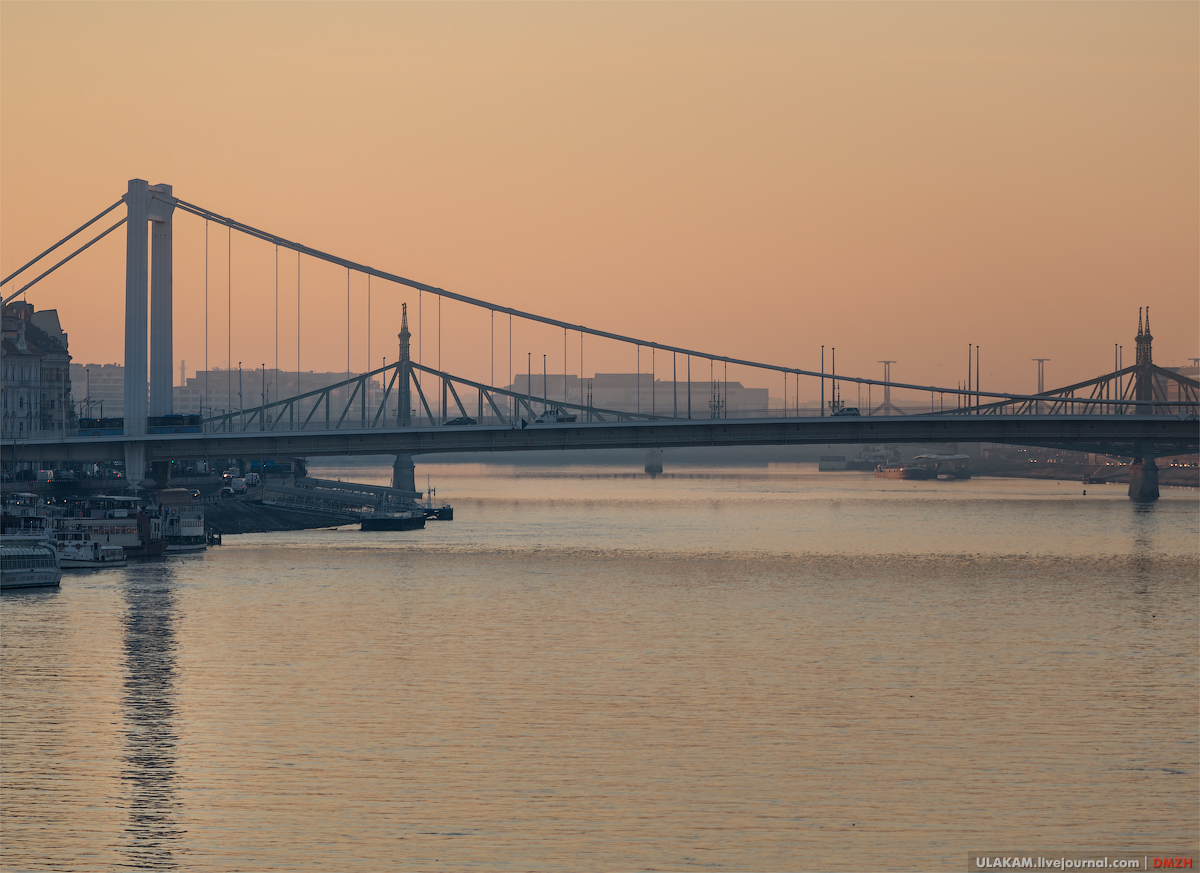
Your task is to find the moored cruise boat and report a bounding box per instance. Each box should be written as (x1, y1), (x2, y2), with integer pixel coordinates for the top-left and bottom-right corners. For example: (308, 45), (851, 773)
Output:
(874, 462), (932, 480)
(360, 509), (427, 531)
(54, 495), (169, 558)
(912, 453), (972, 480)
(1, 492), (49, 535)
(56, 540), (127, 569)
(5, 494), (169, 558)
(162, 505), (207, 552)
(875, 454), (971, 481)
(1, 536), (62, 589)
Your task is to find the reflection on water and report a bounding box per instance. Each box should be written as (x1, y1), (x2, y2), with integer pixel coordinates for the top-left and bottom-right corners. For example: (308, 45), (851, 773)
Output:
(120, 565), (184, 869)
(1, 467), (1196, 871)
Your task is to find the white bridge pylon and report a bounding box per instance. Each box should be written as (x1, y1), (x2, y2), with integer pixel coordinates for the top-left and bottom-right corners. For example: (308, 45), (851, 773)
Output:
(119, 179), (178, 484)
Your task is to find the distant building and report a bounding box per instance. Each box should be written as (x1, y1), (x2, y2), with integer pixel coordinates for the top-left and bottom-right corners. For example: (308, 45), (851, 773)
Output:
(1159, 364), (1199, 404)
(174, 368), (383, 424)
(70, 362), (126, 418)
(2, 302), (73, 438)
(508, 372), (770, 418)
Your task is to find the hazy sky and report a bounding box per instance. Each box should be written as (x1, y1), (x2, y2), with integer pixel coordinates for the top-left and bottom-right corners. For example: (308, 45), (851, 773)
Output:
(2, 2), (1196, 400)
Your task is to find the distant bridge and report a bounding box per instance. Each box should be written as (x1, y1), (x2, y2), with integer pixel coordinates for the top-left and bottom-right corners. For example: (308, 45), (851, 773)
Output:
(2, 179), (1197, 491)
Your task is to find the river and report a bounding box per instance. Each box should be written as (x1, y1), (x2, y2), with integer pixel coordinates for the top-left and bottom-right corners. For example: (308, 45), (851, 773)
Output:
(2, 464), (1196, 871)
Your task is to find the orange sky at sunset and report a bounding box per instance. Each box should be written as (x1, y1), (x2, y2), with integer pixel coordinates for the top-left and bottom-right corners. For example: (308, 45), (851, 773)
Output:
(2, 2), (1196, 401)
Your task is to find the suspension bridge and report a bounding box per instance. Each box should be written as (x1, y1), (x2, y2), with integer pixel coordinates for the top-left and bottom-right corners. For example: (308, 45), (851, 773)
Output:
(3, 179), (1197, 499)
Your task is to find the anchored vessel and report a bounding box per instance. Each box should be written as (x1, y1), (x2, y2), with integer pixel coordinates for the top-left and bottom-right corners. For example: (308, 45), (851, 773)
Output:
(1, 493), (195, 558)
(56, 539), (127, 568)
(875, 454), (971, 480)
(1, 536), (61, 589)
(162, 504), (207, 552)
(360, 509), (427, 531)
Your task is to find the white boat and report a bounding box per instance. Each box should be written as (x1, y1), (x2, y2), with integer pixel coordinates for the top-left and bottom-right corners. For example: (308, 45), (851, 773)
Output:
(162, 504), (207, 552)
(1, 536), (62, 590)
(55, 539), (127, 569)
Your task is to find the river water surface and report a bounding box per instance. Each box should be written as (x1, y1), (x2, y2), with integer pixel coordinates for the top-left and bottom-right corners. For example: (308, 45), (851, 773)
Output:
(2, 464), (1197, 871)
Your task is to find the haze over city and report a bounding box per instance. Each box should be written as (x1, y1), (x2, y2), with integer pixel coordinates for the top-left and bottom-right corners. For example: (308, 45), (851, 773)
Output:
(2, 2), (1197, 395)
(4, 5), (1199, 872)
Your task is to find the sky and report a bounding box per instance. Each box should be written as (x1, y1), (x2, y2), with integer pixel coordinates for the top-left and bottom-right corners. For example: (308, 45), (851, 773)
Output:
(2, 1), (1197, 403)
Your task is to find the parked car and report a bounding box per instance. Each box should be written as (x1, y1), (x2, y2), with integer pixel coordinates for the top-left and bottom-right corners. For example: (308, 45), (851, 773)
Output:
(832, 407), (861, 417)
(443, 416), (478, 426)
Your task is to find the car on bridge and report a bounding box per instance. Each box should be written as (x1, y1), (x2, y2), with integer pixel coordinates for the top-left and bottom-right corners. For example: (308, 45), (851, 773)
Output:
(832, 407), (862, 417)
(534, 408), (578, 424)
(443, 416), (477, 426)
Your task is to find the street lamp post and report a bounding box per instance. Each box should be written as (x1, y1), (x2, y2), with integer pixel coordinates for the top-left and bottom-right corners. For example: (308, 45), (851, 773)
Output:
(1032, 359), (1049, 415)
(877, 361), (896, 415)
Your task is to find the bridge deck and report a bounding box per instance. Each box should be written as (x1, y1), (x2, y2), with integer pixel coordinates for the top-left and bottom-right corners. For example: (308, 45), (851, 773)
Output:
(3, 415), (1196, 463)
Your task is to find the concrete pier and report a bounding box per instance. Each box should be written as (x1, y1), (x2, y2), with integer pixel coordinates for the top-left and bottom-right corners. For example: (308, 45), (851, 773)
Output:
(150, 460), (171, 488)
(393, 454), (416, 492)
(1127, 457), (1160, 501)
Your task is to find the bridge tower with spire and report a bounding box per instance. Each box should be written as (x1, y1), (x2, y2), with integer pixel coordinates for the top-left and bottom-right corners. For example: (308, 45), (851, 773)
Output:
(392, 303), (417, 494)
(1135, 306), (1154, 402)
(1130, 306), (1160, 501)
(397, 303), (412, 428)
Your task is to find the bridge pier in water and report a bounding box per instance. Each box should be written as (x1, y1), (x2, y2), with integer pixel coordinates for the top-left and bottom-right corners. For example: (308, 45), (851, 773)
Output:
(392, 454), (416, 493)
(1127, 457), (1160, 502)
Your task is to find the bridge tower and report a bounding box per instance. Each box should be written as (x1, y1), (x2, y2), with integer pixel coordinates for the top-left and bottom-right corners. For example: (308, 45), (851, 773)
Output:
(148, 184), (175, 417)
(1134, 306), (1154, 402)
(121, 179), (176, 488)
(123, 179), (150, 441)
(397, 303), (411, 427)
(393, 304), (417, 493)
(1129, 307), (1159, 501)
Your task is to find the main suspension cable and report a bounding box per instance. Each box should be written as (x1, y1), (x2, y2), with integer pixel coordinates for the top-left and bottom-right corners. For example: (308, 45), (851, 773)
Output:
(2, 218), (127, 306)
(1, 199), (123, 287)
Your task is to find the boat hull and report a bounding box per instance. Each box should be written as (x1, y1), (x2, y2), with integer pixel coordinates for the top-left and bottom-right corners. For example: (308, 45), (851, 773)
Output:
(1, 569), (61, 589)
(126, 540), (169, 558)
(875, 465), (933, 480)
(165, 540), (208, 553)
(361, 515), (427, 531)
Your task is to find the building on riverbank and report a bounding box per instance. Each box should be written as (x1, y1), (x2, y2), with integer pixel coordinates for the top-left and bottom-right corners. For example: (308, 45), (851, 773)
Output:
(2, 302), (72, 439)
